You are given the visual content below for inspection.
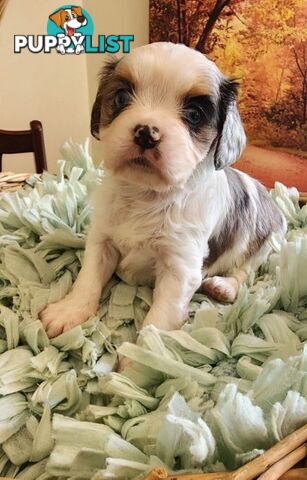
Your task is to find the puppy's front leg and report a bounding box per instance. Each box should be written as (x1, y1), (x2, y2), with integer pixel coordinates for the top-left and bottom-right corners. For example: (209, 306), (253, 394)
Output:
(142, 258), (202, 331)
(40, 231), (119, 338)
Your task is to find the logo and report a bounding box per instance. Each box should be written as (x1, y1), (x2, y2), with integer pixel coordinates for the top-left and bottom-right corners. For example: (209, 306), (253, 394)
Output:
(14, 5), (134, 55)
(47, 5), (93, 54)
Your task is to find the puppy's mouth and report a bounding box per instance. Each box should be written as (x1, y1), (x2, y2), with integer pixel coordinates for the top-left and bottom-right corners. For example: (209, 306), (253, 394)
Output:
(127, 156), (155, 171)
(114, 153), (168, 186)
(67, 26), (75, 36)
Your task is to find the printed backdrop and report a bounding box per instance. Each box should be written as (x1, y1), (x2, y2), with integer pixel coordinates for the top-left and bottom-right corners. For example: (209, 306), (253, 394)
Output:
(150, 0), (307, 193)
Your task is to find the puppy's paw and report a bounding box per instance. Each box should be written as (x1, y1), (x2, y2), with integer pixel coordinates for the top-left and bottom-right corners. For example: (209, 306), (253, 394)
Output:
(39, 297), (97, 338)
(201, 276), (238, 303)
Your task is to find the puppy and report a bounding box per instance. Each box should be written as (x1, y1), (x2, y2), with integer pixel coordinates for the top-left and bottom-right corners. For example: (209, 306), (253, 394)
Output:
(40, 42), (285, 339)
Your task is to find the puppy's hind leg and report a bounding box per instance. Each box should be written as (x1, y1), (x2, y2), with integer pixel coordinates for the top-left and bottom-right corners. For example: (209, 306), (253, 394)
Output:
(201, 243), (272, 303)
(201, 271), (246, 303)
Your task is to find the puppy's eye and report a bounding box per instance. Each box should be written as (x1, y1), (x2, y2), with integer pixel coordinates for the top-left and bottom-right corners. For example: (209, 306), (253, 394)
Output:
(182, 95), (215, 130)
(114, 89), (131, 110)
(184, 105), (203, 126)
(72, 13), (77, 18)
(65, 15), (70, 21)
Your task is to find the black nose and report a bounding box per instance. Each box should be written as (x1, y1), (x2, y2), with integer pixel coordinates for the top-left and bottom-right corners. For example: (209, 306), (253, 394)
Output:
(77, 15), (86, 23)
(134, 125), (160, 150)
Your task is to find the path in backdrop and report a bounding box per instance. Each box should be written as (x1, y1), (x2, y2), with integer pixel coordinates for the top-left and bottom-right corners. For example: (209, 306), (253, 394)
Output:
(235, 146), (307, 193)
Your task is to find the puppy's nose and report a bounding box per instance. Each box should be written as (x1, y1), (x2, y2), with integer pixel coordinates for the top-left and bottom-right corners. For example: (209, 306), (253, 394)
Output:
(134, 125), (161, 150)
(77, 15), (86, 22)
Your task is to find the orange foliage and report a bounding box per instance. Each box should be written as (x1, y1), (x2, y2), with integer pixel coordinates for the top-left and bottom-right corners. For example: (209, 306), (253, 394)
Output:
(150, 0), (307, 153)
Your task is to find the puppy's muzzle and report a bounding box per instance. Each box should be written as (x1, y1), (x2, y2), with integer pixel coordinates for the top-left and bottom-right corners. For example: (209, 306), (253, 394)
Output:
(134, 124), (161, 150)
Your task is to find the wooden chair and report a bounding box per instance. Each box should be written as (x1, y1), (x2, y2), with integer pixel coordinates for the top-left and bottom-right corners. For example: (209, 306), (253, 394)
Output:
(0, 120), (48, 173)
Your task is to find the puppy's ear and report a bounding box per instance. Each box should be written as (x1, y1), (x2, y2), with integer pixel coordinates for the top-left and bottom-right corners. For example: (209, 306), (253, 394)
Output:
(49, 10), (64, 27)
(91, 57), (120, 141)
(213, 79), (246, 170)
(72, 6), (83, 17)
(91, 92), (102, 140)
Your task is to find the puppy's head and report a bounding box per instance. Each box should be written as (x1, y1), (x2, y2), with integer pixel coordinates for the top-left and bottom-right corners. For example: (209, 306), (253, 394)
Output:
(91, 42), (246, 191)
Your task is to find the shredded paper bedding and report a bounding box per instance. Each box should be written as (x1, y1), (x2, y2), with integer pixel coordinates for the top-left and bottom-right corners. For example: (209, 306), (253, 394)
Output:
(0, 139), (306, 480)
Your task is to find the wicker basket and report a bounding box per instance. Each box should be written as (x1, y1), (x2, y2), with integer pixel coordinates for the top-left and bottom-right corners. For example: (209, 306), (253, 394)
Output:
(0, 176), (306, 479)
(0, 426), (306, 479)
(143, 425), (307, 480)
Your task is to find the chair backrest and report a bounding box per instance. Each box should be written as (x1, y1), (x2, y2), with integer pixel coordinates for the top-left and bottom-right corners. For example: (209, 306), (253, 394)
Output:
(0, 120), (48, 173)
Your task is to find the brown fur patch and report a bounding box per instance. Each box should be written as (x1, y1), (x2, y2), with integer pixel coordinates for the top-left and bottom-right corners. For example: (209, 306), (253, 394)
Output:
(91, 57), (133, 139)
(72, 6), (83, 17)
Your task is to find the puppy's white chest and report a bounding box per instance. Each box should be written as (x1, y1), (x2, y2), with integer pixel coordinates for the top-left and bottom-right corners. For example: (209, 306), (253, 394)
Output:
(116, 244), (156, 286)
(113, 227), (158, 286)
(109, 207), (162, 286)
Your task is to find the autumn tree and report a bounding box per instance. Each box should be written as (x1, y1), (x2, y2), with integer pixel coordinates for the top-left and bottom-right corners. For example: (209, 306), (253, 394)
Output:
(150, 0), (306, 150)
(150, 0), (245, 54)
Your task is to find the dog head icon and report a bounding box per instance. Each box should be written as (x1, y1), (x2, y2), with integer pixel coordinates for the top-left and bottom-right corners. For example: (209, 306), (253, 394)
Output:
(49, 6), (87, 36)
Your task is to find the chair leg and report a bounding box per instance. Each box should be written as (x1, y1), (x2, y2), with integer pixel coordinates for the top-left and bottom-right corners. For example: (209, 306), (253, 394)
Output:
(31, 120), (47, 173)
